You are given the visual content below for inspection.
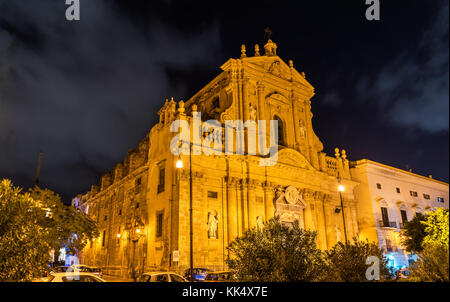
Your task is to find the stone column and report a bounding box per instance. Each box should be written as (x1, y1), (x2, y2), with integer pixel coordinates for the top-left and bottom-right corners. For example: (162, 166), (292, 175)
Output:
(315, 195), (328, 250)
(263, 182), (275, 221)
(324, 199), (337, 249)
(226, 177), (238, 244)
(247, 179), (257, 229)
(292, 97), (302, 149)
(257, 82), (265, 121)
(242, 77), (250, 122)
(302, 189), (315, 231)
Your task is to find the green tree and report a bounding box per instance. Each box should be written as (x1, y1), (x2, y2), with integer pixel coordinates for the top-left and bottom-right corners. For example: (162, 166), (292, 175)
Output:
(422, 208), (449, 247)
(402, 213), (426, 253)
(324, 238), (393, 282)
(0, 179), (99, 281)
(29, 186), (99, 262)
(227, 217), (325, 282)
(0, 179), (51, 281)
(408, 208), (449, 282)
(408, 244), (449, 282)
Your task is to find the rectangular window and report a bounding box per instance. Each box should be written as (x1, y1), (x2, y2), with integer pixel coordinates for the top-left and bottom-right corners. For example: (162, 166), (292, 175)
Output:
(157, 167), (165, 193)
(423, 194), (430, 200)
(437, 197), (445, 203)
(136, 202), (140, 209)
(135, 177), (142, 194)
(410, 191), (418, 197)
(381, 207), (389, 227)
(102, 230), (106, 247)
(156, 213), (163, 237)
(400, 210), (408, 224)
(118, 209), (122, 216)
(396, 187), (401, 194)
(376, 183), (382, 189)
(104, 215), (107, 221)
(207, 191), (218, 199)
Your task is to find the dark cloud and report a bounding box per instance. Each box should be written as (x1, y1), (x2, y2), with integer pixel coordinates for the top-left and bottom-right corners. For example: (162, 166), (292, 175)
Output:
(0, 0), (221, 200)
(355, 2), (449, 133)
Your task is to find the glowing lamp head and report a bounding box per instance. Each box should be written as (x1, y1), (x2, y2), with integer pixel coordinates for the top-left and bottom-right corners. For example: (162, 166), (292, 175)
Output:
(136, 228), (141, 234)
(338, 185), (345, 192)
(176, 159), (184, 169)
(117, 233), (121, 238)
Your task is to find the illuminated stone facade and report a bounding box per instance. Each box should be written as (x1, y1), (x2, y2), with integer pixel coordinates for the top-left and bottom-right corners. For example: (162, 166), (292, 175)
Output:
(72, 39), (360, 277)
(350, 159), (449, 270)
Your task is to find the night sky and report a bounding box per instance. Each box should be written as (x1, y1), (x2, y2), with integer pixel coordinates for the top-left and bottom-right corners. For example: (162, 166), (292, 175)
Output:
(0, 0), (448, 203)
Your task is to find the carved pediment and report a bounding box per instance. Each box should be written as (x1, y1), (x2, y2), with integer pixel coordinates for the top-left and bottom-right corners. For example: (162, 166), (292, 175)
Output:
(277, 148), (315, 170)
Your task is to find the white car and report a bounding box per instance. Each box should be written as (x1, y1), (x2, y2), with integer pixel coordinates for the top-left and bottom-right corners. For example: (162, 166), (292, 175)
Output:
(48, 272), (106, 282)
(137, 272), (187, 282)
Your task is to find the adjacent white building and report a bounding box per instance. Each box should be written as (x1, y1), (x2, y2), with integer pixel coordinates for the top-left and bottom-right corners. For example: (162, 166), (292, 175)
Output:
(350, 159), (449, 270)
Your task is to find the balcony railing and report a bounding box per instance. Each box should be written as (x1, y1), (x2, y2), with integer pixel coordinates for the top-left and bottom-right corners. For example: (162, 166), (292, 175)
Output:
(379, 220), (397, 228)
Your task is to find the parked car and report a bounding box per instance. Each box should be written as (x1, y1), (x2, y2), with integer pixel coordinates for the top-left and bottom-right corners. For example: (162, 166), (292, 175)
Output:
(69, 265), (103, 278)
(183, 268), (212, 281)
(137, 272), (187, 282)
(204, 271), (235, 282)
(51, 266), (70, 273)
(46, 272), (106, 282)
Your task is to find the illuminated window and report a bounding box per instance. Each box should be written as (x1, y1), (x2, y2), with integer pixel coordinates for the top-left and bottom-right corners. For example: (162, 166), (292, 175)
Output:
(437, 197), (445, 203)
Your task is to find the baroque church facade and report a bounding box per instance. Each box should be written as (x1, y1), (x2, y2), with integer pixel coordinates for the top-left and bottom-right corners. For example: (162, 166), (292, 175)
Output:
(72, 39), (360, 277)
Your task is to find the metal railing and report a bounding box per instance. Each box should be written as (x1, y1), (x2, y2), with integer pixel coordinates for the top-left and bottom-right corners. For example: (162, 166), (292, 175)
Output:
(379, 220), (397, 228)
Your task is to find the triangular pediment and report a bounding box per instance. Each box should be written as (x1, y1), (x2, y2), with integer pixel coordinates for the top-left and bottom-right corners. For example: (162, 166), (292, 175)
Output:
(221, 55), (314, 91)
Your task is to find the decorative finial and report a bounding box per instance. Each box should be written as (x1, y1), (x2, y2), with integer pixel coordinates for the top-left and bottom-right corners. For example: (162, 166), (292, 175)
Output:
(289, 60), (293, 68)
(178, 100), (185, 113)
(254, 44), (260, 56)
(334, 147), (340, 158)
(192, 104), (198, 112)
(240, 44), (247, 58)
(301, 72), (306, 78)
(341, 149), (347, 160)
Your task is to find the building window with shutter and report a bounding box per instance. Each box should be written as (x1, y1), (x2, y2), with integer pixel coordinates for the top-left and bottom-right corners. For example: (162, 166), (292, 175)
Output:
(207, 191), (218, 199)
(102, 230), (106, 247)
(381, 207), (389, 227)
(156, 212), (163, 238)
(157, 167), (165, 193)
(400, 210), (408, 228)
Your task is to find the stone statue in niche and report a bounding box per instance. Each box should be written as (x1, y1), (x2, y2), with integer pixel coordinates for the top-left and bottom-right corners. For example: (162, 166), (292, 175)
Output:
(249, 103), (257, 121)
(207, 211), (219, 239)
(299, 120), (306, 139)
(335, 225), (342, 242)
(256, 216), (264, 230)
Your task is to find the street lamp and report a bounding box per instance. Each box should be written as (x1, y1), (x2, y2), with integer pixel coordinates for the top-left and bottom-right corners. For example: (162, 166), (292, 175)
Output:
(336, 176), (348, 243)
(175, 141), (194, 282)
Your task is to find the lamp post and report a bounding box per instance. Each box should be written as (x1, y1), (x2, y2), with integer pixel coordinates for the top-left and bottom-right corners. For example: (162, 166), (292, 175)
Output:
(337, 177), (348, 243)
(176, 141), (194, 282)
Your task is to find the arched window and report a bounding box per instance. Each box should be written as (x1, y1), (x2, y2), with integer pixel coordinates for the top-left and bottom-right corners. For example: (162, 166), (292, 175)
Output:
(273, 115), (285, 146)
